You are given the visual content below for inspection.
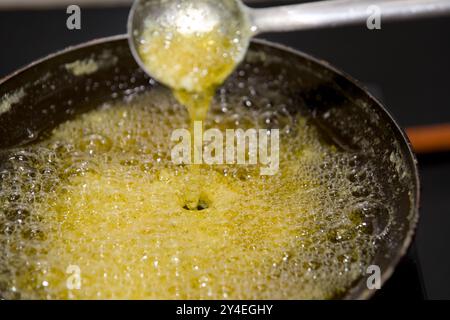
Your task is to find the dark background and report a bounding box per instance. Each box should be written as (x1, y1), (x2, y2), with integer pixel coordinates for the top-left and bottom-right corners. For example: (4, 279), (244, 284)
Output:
(0, 0), (449, 299)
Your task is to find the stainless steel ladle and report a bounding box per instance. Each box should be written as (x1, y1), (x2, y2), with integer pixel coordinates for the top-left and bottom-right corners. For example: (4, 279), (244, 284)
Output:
(128, 0), (450, 84)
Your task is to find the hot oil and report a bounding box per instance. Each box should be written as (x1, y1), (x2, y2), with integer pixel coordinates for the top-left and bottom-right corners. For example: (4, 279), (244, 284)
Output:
(138, 28), (239, 115)
(0, 87), (392, 299)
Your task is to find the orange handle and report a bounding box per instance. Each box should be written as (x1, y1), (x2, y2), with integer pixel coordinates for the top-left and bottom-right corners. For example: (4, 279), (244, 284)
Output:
(406, 124), (450, 154)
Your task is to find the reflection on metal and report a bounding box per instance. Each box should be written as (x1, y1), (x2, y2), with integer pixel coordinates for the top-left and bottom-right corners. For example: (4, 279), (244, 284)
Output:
(0, 0), (303, 10)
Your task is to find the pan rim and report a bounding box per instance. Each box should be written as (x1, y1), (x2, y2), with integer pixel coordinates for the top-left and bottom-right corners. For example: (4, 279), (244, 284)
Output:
(0, 34), (421, 300)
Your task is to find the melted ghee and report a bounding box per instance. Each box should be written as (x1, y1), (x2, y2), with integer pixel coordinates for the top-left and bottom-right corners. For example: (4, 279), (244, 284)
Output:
(137, 14), (248, 122)
(0, 91), (388, 299)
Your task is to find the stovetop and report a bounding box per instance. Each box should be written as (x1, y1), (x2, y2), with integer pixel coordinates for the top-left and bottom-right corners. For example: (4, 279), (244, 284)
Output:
(1, 2), (449, 299)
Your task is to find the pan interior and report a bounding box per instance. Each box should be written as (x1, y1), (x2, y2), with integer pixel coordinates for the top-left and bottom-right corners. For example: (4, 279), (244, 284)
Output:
(0, 38), (417, 299)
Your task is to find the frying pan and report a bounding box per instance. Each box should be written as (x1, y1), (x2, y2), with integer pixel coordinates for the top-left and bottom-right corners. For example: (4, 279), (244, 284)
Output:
(0, 35), (420, 299)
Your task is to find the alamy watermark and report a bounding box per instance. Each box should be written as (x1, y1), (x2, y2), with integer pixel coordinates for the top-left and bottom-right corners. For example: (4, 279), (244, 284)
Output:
(66, 5), (81, 30)
(66, 264), (82, 290)
(366, 265), (381, 290)
(171, 121), (279, 176)
(367, 5), (382, 30)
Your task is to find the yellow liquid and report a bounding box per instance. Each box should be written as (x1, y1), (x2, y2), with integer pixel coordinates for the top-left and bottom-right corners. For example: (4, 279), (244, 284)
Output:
(0, 91), (386, 299)
(138, 18), (248, 122)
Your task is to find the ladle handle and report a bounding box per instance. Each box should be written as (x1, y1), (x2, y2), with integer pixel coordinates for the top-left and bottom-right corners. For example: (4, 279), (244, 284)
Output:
(248, 0), (450, 34)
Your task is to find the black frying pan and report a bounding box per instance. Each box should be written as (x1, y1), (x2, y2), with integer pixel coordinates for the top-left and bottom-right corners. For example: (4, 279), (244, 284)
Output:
(0, 36), (419, 299)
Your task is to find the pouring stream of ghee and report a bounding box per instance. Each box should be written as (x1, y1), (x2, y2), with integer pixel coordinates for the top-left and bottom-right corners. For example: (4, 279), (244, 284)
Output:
(137, 15), (249, 209)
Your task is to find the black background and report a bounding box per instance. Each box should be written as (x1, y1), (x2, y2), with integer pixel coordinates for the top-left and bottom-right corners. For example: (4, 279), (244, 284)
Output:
(0, 1), (449, 299)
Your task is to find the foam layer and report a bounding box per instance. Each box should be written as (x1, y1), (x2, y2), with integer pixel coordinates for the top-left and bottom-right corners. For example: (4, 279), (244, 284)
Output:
(0, 90), (391, 299)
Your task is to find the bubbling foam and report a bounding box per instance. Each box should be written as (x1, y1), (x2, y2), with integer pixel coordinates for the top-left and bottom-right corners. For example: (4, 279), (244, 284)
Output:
(0, 89), (391, 299)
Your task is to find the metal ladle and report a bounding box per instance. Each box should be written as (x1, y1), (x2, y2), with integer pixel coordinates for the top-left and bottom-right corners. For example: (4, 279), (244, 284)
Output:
(128, 0), (450, 88)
